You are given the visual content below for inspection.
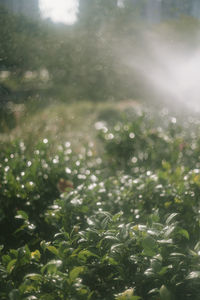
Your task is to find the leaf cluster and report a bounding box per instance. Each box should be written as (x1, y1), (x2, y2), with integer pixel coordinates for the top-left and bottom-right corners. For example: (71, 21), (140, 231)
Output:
(1, 111), (200, 299)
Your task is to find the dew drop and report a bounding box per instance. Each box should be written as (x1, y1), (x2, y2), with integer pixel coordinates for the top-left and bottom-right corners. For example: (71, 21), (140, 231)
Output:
(43, 138), (48, 144)
(27, 161), (32, 167)
(171, 117), (176, 124)
(131, 157), (137, 163)
(65, 167), (71, 174)
(5, 166), (9, 172)
(65, 141), (71, 148)
(53, 158), (59, 164)
(129, 132), (135, 139)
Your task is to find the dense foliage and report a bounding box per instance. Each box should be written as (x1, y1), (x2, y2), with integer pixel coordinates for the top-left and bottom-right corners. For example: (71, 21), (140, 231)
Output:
(1, 110), (200, 299)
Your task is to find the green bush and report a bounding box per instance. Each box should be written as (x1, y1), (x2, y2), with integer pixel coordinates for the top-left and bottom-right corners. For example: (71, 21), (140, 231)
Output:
(97, 112), (200, 173)
(0, 139), (101, 248)
(2, 111), (200, 299)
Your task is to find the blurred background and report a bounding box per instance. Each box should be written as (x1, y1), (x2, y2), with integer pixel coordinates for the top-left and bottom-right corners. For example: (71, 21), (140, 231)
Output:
(1, 0), (200, 141)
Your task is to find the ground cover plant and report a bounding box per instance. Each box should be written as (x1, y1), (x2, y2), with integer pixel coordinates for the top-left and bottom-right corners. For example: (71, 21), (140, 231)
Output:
(1, 107), (200, 300)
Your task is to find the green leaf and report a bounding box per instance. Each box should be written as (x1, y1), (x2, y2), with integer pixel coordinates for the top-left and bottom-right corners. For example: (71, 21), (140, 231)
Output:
(47, 246), (59, 256)
(24, 273), (43, 282)
(186, 271), (200, 280)
(164, 225), (176, 237)
(2, 254), (11, 264)
(78, 288), (88, 295)
(9, 289), (20, 300)
(148, 288), (159, 295)
(194, 241), (200, 252)
(142, 236), (157, 257)
(112, 211), (123, 222)
(144, 268), (155, 277)
(103, 255), (118, 265)
(178, 229), (189, 240)
(15, 210), (29, 220)
(159, 265), (172, 276)
(41, 260), (62, 274)
(103, 235), (119, 242)
(69, 266), (85, 281)
(166, 213), (178, 225)
(10, 249), (18, 257)
(115, 287), (141, 299)
(7, 259), (17, 273)
(111, 243), (124, 252)
(78, 250), (98, 262)
(157, 239), (173, 244)
(40, 240), (51, 252)
(170, 252), (185, 257)
(159, 285), (172, 300)
(150, 259), (162, 273)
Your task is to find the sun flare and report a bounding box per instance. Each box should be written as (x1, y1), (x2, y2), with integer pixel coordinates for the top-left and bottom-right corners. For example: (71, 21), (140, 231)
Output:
(39, 0), (79, 25)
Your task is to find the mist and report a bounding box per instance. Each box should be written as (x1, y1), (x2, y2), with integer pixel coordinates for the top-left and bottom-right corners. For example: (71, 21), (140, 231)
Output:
(115, 20), (200, 113)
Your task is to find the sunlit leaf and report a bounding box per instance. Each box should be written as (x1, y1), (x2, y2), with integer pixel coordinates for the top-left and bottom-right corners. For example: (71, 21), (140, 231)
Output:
(7, 259), (17, 273)
(178, 229), (189, 240)
(41, 260), (62, 274)
(186, 271), (200, 280)
(25, 296), (38, 300)
(164, 225), (175, 237)
(47, 245), (59, 256)
(194, 241), (200, 252)
(144, 268), (155, 277)
(78, 250), (98, 262)
(69, 266), (85, 281)
(159, 285), (172, 300)
(112, 211), (123, 222)
(15, 210), (29, 220)
(166, 213), (179, 225)
(157, 239), (173, 244)
(159, 265), (172, 276)
(24, 273), (43, 282)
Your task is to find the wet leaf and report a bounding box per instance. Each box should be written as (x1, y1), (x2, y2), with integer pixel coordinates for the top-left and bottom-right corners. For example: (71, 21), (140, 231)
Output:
(166, 213), (179, 225)
(47, 246), (59, 256)
(159, 285), (172, 300)
(69, 266), (85, 281)
(15, 210), (28, 220)
(24, 273), (43, 282)
(7, 259), (17, 273)
(186, 271), (200, 280)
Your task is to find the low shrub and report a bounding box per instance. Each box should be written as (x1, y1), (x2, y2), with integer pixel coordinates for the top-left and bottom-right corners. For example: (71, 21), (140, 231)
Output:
(0, 139), (101, 247)
(1, 110), (200, 299)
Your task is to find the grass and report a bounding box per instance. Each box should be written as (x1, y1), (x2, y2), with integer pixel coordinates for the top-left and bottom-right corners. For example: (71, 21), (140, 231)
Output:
(1, 100), (120, 147)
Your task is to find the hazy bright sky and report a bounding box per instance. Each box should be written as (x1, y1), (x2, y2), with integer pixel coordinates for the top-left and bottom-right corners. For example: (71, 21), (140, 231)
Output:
(39, 0), (79, 24)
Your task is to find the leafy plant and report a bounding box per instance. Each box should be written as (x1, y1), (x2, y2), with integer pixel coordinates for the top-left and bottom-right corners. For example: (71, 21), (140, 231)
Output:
(1, 110), (200, 299)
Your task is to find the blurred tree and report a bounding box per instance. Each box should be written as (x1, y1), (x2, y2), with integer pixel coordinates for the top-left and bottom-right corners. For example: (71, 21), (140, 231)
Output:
(0, 6), (46, 76)
(162, 0), (193, 19)
(78, 0), (118, 31)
